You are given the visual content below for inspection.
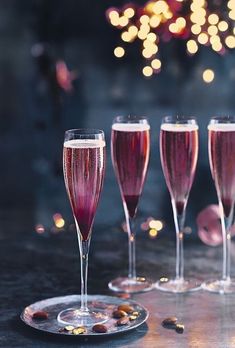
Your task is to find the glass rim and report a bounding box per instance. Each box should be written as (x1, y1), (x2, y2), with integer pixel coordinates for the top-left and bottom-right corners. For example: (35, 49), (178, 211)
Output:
(113, 115), (149, 124)
(161, 115), (197, 124)
(209, 115), (235, 124)
(64, 128), (104, 137)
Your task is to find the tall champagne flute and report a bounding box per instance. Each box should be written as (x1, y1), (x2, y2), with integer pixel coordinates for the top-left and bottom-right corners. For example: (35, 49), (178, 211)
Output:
(203, 116), (235, 293)
(108, 115), (153, 293)
(156, 116), (201, 293)
(57, 129), (108, 326)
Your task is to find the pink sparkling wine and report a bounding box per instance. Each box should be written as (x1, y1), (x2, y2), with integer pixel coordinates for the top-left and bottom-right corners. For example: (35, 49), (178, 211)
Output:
(111, 123), (150, 218)
(160, 123), (199, 215)
(208, 123), (235, 218)
(63, 139), (105, 241)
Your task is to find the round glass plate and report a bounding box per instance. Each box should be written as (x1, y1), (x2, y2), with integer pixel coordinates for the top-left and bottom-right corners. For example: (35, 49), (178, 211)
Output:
(21, 294), (149, 336)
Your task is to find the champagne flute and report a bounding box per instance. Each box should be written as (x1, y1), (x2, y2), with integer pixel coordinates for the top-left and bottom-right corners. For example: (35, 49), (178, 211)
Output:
(108, 115), (153, 293)
(203, 116), (235, 293)
(156, 116), (201, 293)
(57, 129), (108, 326)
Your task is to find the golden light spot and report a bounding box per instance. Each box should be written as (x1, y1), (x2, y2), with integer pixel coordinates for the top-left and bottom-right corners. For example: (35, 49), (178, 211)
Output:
(191, 8), (207, 18)
(187, 39), (198, 54)
(138, 31), (148, 40)
(191, 0), (205, 9)
(140, 15), (150, 24)
(218, 21), (229, 32)
(190, 3), (198, 12)
(164, 11), (173, 19)
(228, 0), (234, 10)
(169, 23), (178, 33)
(203, 69), (215, 83)
(140, 24), (150, 34)
(119, 16), (129, 27)
(109, 10), (119, 20)
(210, 35), (220, 45)
(143, 39), (153, 48)
(53, 213), (65, 228)
(199, 0), (206, 6)
(208, 25), (218, 36)
(149, 219), (163, 230)
(191, 24), (201, 35)
(212, 41), (222, 52)
(153, 1), (168, 15)
(121, 31), (132, 42)
(55, 218), (65, 228)
(145, 2), (155, 13)
(208, 14), (219, 25)
(109, 10), (120, 27)
(229, 10), (235, 20)
(151, 58), (161, 70)
(190, 13), (206, 26)
(225, 35), (235, 48)
(128, 25), (138, 36)
(147, 32), (157, 42)
(176, 17), (186, 28)
(149, 228), (158, 238)
(142, 66), (153, 77)
(124, 7), (135, 19)
(143, 39), (151, 48)
(142, 47), (154, 58)
(151, 44), (158, 54)
(114, 46), (125, 57)
(198, 32), (208, 44)
(149, 15), (161, 28)
(110, 18), (119, 26)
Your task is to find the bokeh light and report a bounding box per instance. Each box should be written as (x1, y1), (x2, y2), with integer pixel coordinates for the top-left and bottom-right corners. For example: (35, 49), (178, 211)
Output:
(149, 219), (164, 230)
(107, 0), (235, 76)
(187, 39), (198, 54)
(53, 213), (65, 229)
(124, 7), (135, 19)
(114, 46), (125, 57)
(35, 224), (45, 234)
(225, 35), (235, 48)
(142, 66), (153, 76)
(149, 229), (158, 238)
(151, 58), (161, 70)
(202, 69), (215, 83)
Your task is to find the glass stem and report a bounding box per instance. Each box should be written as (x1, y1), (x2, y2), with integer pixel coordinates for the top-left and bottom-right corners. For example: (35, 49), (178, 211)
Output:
(124, 203), (136, 279)
(172, 200), (185, 282)
(220, 202), (233, 282)
(78, 232), (91, 312)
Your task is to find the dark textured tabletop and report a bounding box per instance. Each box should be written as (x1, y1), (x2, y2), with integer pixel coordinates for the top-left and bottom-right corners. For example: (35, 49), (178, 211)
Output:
(2, 208), (235, 348)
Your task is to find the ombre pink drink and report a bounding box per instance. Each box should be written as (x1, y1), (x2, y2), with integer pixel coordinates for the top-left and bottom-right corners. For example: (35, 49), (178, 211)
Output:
(208, 124), (235, 218)
(160, 124), (199, 215)
(111, 123), (150, 218)
(63, 138), (106, 241)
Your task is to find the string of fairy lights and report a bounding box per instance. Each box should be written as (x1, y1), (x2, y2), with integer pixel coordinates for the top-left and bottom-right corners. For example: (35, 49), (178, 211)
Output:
(106, 0), (235, 79)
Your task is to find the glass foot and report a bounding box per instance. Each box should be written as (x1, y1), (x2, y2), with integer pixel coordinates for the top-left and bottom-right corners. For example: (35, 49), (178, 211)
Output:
(57, 308), (108, 327)
(108, 276), (153, 294)
(202, 279), (235, 294)
(155, 278), (201, 293)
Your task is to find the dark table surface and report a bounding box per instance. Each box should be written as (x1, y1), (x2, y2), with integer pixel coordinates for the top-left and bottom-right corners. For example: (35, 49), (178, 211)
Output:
(2, 209), (235, 348)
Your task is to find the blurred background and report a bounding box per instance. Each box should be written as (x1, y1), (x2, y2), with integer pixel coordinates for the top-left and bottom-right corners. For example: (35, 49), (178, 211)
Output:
(1, 0), (235, 244)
